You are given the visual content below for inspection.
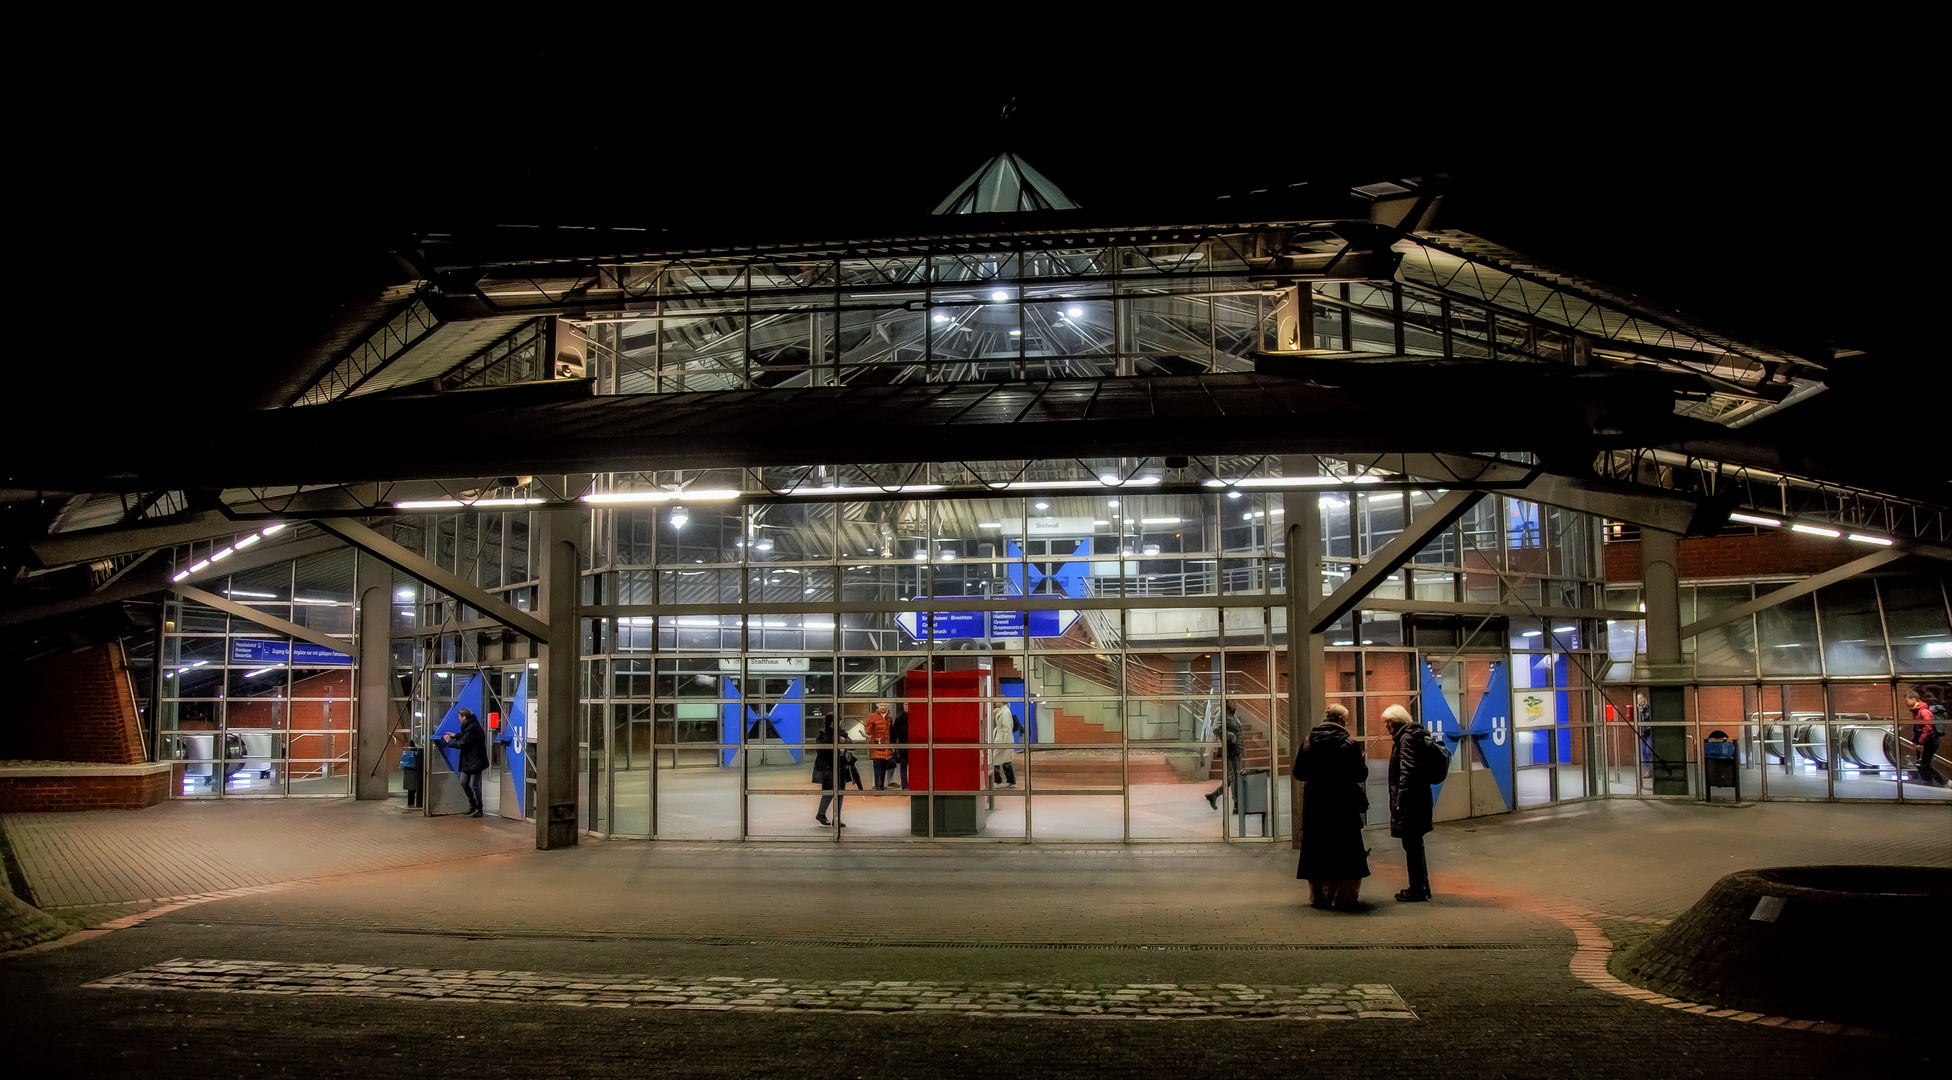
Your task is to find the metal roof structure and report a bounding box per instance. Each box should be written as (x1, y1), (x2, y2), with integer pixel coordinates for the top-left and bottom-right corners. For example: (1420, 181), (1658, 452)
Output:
(1, 156), (1940, 637)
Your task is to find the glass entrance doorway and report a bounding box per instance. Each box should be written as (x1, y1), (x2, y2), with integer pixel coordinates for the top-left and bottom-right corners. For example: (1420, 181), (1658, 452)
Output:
(1421, 655), (1513, 821)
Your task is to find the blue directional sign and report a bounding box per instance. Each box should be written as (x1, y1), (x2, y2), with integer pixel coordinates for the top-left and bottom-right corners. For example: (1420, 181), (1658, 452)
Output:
(230, 638), (350, 666)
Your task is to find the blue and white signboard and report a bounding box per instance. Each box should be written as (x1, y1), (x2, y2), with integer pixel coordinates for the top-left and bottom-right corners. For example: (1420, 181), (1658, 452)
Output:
(230, 639), (351, 666)
(499, 670), (530, 816)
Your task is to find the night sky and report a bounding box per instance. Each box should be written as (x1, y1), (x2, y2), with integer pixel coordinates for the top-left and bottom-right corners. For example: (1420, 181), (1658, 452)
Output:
(47, 28), (1927, 476)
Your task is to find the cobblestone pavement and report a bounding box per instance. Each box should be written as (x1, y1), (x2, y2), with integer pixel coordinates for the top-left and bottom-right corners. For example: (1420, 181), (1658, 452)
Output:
(85, 958), (1416, 1020)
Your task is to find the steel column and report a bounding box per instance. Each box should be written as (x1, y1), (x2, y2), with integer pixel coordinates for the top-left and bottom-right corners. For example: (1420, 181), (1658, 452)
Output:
(535, 498), (582, 850)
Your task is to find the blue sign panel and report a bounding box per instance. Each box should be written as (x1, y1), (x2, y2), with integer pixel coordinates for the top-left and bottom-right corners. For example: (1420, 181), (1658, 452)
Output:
(500, 671), (529, 816)
(1468, 662), (1515, 809)
(229, 638), (351, 666)
(720, 677), (804, 767)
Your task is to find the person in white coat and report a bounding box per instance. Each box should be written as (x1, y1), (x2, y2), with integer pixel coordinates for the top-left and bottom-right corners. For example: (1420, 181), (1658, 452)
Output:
(990, 702), (1018, 787)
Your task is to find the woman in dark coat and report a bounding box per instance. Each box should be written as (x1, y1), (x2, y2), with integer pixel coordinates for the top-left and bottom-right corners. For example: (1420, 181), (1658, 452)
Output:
(1294, 703), (1369, 910)
(810, 713), (850, 828)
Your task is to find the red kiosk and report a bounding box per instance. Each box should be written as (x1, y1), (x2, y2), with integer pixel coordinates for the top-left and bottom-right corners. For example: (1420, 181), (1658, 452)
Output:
(903, 667), (987, 836)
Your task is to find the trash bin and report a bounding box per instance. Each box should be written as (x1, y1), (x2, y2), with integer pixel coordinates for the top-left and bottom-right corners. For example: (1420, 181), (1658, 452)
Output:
(1704, 733), (1739, 801)
(1235, 767), (1270, 836)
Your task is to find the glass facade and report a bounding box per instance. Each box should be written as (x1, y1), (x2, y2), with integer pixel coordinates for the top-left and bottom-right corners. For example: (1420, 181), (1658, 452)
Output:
(134, 239), (1951, 830)
(1601, 574), (1952, 803)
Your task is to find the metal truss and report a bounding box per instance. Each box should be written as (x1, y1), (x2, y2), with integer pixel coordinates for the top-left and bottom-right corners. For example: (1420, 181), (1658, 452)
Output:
(291, 291), (442, 407)
(1597, 448), (1951, 544)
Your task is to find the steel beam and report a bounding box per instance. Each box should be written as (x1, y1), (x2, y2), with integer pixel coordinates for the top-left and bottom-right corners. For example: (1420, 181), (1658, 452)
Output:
(1679, 548), (1905, 640)
(1307, 489), (1486, 634)
(1352, 598), (1642, 622)
(170, 585), (352, 659)
(314, 518), (550, 643)
(0, 533), (347, 630)
(355, 551), (395, 802)
(1339, 453), (1708, 535)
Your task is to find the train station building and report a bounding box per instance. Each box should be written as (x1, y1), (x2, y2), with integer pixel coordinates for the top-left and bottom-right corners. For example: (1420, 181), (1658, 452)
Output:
(3, 155), (1945, 844)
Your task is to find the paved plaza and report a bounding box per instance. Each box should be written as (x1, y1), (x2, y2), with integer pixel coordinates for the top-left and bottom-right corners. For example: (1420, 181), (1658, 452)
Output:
(2, 796), (1945, 1078)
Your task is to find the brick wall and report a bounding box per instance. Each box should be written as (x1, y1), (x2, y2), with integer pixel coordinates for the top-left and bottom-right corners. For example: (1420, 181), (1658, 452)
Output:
(10, 642), (145, 765)
(1604, 531), (1862, 583)
(0, 766), (171, 812)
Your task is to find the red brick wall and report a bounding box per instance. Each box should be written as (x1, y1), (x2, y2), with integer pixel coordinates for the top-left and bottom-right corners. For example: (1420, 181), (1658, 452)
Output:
(11, 642), (145, 765)
(1604, 532), (1862, 583)
(0, 768), (170, 812)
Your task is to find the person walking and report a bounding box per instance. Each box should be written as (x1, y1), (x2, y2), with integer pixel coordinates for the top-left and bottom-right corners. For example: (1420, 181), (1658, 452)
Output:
(442, 708), (488, 818)
(866, 702), (896, 789)
(811, 712), (850, 827)
(891, 705), (911, 790)
(1905, 690), (1944, 787)
(990, 701), (1018, 787)
(1382, 703), (1442, 902)
(398, 738), (422, 809)
(1205, 699), (1243, 810)
(1293, 703), (1369, 909)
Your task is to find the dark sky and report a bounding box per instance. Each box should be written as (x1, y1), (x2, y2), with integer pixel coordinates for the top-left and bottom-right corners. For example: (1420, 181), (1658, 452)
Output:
(64, 30), (1924, 430)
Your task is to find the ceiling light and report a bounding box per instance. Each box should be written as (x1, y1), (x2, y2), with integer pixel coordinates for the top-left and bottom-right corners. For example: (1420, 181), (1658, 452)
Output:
(1728, 512), (1781, 527)
(990, 290), (1009, 302)
(669, 507), (689, 528)
(261, 524), (287, 535)
(1790, 523), (1841, 538)
(235, 534), (262, 549)
(1068, 306), (1083, 317)
(583, 489), (740, 506)
(1141, 517), (1179, 525)
(978, 522), (1002, 528)
(1203, 476), (1386, 489)
(1848, 533), (1895, 546)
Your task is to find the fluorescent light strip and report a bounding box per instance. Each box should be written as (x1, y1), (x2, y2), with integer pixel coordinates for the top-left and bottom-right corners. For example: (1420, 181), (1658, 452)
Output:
(1728, 512), (1781, 527)
(1000, 478), (1161, 490)
(394, 498), (546, 509)
(1204, 475), (1387, 488)
(1790, 523), (1842, 538)
(581, 489), (741, 505)
(1848, 533), (1895, 546)
(1140, 517), (1181, 525)
(235, 534), (262, 549)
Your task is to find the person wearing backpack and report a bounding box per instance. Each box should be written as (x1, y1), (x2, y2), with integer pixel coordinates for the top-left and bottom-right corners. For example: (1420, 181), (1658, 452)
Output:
(1382, 703), (1449, 902)
(398, 739), (423, 809)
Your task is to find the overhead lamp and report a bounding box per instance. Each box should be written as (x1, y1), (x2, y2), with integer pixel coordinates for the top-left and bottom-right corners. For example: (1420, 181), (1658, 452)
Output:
(396, 588), (415, 600)
(261, 524), (287, 535)
(999, 478), (1158, 491)
(977, 522), (1002, 528)
(669, 506), (689, 528)
(1728, 512), (1781, 527)
(211, 547), (234, 562)
(1203, 476), (1386, 488)
(1848, 533), (1895, 546)
(392, 498), (545, 509)
(1107, 499), (1119, 508)
(235, 534), (262, 550)
(583, 489), (740, 506)
(1226, 491), (1242, 499)
(939, 550), (957, 561)
(1141, 517), (1180, 525)
(1790, 523), (1841, 538)
(932, 313), (950, 323)
(1035, 502), (1050, 510)
(913, 550), (928, 560)
(1067, 306), (1084, 317)
(990, 290), (1009, 302)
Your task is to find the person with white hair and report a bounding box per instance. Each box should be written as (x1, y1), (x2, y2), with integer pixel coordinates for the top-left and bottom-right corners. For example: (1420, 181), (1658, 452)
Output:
(1382, 703), (1443, 902)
